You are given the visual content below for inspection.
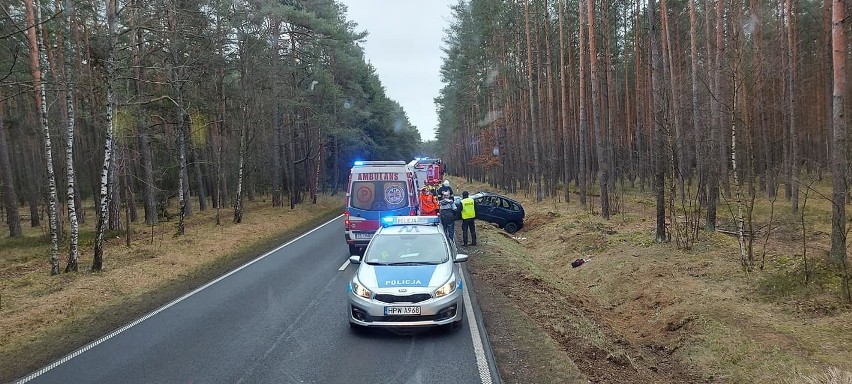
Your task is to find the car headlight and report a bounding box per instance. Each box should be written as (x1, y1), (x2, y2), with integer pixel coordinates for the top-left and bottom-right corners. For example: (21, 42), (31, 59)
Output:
(434, 275), (457, 297)
(351, 279), (372, 299)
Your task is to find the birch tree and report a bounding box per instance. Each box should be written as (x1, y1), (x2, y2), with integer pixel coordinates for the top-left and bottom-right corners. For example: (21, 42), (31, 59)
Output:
(24, 0), (61, 275)
(62, 0), (80, 272)
(93, 0), (118, 273)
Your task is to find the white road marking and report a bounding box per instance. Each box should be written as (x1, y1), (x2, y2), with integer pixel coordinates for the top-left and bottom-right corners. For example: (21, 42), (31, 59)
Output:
(338, 259), (350, 271)
(463, 275), (494, 384)
(14, 215), (343, 384)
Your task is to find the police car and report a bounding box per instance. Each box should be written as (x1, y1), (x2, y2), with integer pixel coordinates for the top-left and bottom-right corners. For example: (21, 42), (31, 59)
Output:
(347, 216), (467, 331)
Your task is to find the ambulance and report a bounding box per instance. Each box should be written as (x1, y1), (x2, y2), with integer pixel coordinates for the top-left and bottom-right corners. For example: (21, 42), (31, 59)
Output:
(344, 161), (421, 255)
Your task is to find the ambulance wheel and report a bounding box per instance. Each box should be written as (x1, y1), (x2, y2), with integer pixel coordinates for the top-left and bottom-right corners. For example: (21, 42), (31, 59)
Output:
(349, 244), (361, 256)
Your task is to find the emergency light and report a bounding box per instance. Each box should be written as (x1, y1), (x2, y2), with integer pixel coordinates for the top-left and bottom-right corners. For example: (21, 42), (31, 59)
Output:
(353, 161), (365, 166)
(381, 216), (441, 227)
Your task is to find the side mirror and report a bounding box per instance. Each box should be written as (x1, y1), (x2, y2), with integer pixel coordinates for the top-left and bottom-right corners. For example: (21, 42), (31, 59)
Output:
(349, 255), (361, 264)
(454, 254), (469, 263)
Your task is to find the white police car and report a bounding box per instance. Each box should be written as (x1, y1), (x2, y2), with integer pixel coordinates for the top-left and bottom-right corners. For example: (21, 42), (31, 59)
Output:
(347, 216), (468, 331)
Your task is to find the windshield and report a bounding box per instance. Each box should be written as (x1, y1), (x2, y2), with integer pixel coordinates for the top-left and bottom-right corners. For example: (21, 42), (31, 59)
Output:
(364, 233), (448, 265)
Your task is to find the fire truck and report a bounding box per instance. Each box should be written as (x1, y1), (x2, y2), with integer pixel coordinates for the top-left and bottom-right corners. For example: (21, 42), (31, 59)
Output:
(408, 158), (444, 194)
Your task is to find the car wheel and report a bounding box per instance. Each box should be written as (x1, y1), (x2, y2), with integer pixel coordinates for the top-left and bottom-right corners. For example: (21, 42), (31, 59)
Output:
(349, 321), (367, 334)
(503, 221), (519, 234)
(446, 318), (463, 332)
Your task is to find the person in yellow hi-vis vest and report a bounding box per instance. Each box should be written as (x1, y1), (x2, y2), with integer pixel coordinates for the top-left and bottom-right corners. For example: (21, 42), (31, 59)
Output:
(460, 191), (477, 246)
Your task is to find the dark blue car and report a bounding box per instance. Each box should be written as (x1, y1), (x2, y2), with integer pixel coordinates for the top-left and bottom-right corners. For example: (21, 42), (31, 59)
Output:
(470, 192), (525, 233)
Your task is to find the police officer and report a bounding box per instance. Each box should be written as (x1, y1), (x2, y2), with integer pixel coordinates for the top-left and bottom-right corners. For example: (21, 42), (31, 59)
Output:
(438, 191), (458, 243)
(460, 191), (477, 246)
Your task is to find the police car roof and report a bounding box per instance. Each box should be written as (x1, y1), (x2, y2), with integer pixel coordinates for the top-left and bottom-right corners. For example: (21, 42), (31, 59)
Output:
(377, 225), (443, 235)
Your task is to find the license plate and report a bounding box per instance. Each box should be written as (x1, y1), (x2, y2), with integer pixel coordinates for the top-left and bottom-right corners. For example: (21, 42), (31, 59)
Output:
(353, 232), (374, 240)
(385, 306), (421, 315)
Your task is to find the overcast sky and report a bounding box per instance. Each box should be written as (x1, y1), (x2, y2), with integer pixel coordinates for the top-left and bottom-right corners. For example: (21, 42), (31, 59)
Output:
(338, 0), (456, 141)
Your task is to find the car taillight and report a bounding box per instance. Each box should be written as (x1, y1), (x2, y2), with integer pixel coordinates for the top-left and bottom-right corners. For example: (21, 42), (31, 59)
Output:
(344, 211), (351, 229)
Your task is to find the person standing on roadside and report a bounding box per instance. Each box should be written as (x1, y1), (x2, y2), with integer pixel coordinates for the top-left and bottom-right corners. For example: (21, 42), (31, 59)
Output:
(438, 191), (458, 243)
(460, 191), (477, 246)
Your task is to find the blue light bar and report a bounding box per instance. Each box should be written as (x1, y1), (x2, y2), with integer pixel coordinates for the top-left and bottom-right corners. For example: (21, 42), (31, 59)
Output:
(353, 161), (364, 166)
(381, 216), (440, 227)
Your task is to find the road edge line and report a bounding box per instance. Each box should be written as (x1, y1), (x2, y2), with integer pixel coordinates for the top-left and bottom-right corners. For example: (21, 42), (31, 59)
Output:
(462, 265), (502, 384)
(14, 214), (343, 384)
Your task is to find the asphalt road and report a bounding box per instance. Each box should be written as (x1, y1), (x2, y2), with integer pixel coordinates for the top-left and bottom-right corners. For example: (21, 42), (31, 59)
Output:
(17, 216), (498, 384)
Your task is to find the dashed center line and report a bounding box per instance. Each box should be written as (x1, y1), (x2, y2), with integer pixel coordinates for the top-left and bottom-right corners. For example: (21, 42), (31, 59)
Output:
(338, 259), (351, 271)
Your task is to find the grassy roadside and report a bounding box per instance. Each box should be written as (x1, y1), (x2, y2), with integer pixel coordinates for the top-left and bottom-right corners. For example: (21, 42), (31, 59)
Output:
(468, 259), (588, 383)
(454, 177), (852, 383)
(0, 197), (342, 382)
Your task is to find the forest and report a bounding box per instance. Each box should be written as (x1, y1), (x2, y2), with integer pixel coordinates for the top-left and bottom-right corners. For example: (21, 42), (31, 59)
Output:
(0, 0), (421, 273)
(435, 0), (851, 291)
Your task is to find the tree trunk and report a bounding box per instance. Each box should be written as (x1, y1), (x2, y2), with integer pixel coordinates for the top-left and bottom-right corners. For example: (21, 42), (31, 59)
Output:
(648, 0), (667, 243)
(194, 149), (207, 211)
(688, 0), (703, 210)
(730, 7), (748, 267)
(633, 0), (644, 191)
(543, 0), (558, 198)
(660, 0), (683, 185)
(138, 121), (156, 225)
(287, 37), (298, 210)
(578, 0), (590, 207)
(234, 117), (246, 223)
(108, 141), (121, 232)
(523, 0), (543, 202)
(127, 170), (137, 222)
(234, 43), (248, 223)
(603, 0), (617, 197)
(62, 0), (79, 271)
(785, 0), (800, 213)
(829, 0), (847, 264)
(587, 0), (610, 218)
(25, 0), (61, 275)
(706, 0), (724, 231)
(178, 108), (188, 233)
(27, 148), (40, 227)
(131, 3), (157, 226)
(558, 0), (571, 203)
(213, 9), (226, 224)
(93, 0), (117, 272)
(0, 95), (21, 237)
(271, 20), (283, 208)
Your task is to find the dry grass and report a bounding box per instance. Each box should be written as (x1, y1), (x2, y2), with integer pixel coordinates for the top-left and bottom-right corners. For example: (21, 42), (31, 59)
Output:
(0, 196), (342, 381)
(454, 176), (852, 383)
(795, 367), (852, 384)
